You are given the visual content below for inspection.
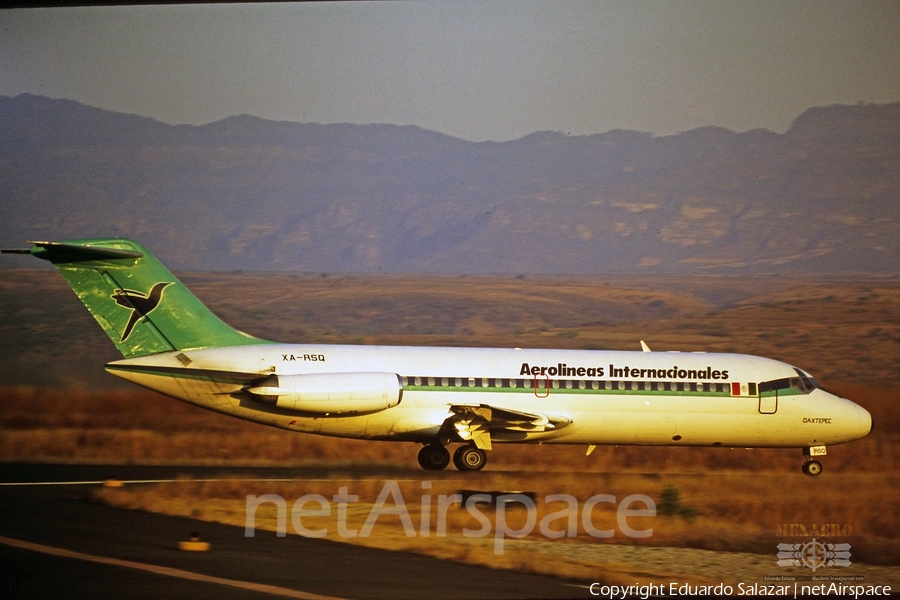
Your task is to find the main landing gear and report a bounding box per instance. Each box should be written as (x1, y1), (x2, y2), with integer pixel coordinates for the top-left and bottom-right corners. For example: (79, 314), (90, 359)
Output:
(417, 444), (450, 470)
(453, 445), (487, 471)
(417, 443), (486, 472)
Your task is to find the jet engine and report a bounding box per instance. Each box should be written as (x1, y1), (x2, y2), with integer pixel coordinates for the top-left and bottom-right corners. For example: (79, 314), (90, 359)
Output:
(246, 372), (402, 415)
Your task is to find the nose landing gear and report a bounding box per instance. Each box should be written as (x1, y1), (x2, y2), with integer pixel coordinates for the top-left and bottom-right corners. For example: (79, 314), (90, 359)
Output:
(802, 459), (823, 476)
(802, 446), (826, 476)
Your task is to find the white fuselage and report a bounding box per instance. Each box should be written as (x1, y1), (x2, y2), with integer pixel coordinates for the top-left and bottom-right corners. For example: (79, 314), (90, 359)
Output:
(105, 344), (872, 450)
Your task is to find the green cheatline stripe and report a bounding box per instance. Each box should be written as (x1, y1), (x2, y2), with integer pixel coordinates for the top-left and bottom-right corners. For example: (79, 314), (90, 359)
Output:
(405, 385), (735, 396)
(105, 364), (806, 399)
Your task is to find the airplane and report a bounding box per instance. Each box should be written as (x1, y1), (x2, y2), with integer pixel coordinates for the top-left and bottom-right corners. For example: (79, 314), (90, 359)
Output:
(1, 238), (872, 475)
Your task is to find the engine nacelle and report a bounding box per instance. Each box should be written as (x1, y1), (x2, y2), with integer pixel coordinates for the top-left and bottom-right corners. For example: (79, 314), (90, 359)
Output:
(246, 372), (402, 415)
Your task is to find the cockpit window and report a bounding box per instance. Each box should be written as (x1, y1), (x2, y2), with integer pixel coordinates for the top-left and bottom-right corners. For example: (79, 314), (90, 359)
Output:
(794, 368), (818, 392)
(759, 378), (791, 393)
(758, 369), (819, 395)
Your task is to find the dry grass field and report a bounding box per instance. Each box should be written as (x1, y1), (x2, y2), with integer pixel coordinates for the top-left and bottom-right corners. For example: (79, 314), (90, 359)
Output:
(1, 272), (899, 585)
(91, 471), (900, 586)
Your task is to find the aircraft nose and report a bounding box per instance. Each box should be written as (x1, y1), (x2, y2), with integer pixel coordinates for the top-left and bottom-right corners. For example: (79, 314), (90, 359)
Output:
(847, 399), (872, 439)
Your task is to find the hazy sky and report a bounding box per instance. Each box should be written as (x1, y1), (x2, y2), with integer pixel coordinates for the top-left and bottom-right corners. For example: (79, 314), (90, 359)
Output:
(2, 1), (899, 142)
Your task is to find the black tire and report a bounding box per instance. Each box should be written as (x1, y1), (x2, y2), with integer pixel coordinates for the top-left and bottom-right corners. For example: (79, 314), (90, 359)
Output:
(417, 444), (450, 470)
(453, 446), (487, 471)
(803, 460), (823, 476)
(452, 446), (466, 470)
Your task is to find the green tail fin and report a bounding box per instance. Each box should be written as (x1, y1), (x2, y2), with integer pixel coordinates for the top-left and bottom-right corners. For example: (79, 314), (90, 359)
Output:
(29, 238), (272, 357)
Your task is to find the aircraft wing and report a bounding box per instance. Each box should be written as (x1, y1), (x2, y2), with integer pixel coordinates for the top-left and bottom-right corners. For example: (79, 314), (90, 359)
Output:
(446, 404), (570, 450)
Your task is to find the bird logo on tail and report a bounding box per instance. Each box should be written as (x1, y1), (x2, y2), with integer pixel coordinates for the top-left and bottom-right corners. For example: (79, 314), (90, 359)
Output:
(111, 282), (174, 342)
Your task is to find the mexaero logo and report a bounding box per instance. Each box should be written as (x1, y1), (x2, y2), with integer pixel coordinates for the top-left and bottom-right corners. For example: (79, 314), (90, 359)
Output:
(111, 282), (174, 342)
(777, 538), (851, 570)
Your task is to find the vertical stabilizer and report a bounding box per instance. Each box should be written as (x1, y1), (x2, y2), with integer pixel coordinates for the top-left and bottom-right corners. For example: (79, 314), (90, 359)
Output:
(28, 238), (271, 358)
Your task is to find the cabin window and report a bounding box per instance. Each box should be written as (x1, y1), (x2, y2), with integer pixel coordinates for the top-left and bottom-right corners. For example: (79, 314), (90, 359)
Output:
(404, 373), (760, 396)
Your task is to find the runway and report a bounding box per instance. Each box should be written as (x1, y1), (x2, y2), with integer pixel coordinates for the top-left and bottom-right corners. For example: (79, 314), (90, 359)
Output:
(0, 464), (587, 599)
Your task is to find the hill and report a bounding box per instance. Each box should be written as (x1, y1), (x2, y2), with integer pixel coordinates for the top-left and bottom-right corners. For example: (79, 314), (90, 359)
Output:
(1, 94), (899, 273)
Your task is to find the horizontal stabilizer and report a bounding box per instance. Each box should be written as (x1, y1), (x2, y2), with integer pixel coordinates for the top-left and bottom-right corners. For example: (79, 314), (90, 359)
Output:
(28, 240), (145, 261)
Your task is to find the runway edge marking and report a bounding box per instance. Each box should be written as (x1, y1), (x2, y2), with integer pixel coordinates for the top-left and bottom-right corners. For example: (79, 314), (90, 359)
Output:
(0, 535), (347, 600)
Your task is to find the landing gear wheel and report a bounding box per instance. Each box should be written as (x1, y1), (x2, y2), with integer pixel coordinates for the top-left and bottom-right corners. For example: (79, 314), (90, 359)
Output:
(417, 444), (450, 470)
(453, 445), (487, 471)
(802, 460), (823, 476)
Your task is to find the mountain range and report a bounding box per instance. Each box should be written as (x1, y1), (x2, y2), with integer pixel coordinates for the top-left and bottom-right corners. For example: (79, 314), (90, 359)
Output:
(2, 94), (898, 273)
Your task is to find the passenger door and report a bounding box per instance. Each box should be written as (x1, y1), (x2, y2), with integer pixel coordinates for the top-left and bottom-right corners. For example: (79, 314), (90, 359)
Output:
(758, 380), (780, 414)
